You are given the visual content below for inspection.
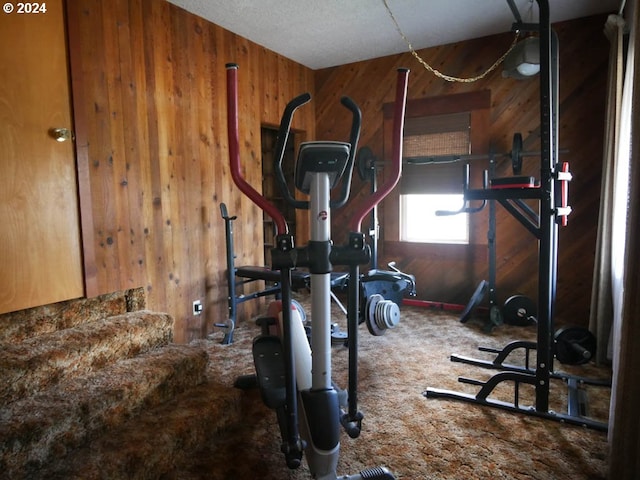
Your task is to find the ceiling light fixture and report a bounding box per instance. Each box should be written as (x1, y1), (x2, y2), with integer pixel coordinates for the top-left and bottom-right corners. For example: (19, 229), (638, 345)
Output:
(502, 36), (540, 79)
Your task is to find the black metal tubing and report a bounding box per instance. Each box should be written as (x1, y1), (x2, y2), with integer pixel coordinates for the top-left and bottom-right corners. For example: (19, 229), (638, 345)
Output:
(425, 384), (607, 431)
(233, 282), (281, 302)
(436, 164), (487, 216)
(487, 155), (498, 310)
(452, 349), (611, 387)
(511, 198), (540, 224)
(367, 160), (379, 269)
(341, 262), (364, 438)
(274, 93), (312, 210)
(330, 97), (362, 209)
(497, 198), (541, 238)
(535, 0), (554, 414)
(278, 266), (304, 468)
(219, 203), (237, 345)
(506, 0), (522, 24)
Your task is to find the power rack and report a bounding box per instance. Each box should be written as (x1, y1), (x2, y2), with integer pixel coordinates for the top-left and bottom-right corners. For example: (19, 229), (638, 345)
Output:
(424, 0), (609, 432)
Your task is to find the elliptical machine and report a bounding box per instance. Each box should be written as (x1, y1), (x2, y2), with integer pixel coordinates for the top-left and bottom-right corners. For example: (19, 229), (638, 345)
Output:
(226, 63), (409, 480)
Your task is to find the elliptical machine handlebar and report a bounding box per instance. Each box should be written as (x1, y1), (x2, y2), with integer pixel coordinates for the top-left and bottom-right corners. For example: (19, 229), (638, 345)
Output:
(332, 96), (362, 209)
(273, 92), (311, 210)
(350, 68), (410, 233)
(226, 63), (289, 236)
(273, 93), (362, 210)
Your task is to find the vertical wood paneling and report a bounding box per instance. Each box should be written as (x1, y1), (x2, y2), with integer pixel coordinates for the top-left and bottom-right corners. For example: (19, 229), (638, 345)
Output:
(315, 15), (609, 326)
(67, 0), (315, 342)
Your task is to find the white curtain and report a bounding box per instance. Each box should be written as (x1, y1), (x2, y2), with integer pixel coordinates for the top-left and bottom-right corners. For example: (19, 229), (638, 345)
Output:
(610, 13), (634, 372)
(609, 4), (634, 429)
(589, 14), (628, 365)
(607, 0), (638, 476)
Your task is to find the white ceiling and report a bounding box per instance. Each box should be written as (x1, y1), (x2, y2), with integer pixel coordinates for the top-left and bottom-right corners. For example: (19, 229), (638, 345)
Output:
(167, 0), (621, 70)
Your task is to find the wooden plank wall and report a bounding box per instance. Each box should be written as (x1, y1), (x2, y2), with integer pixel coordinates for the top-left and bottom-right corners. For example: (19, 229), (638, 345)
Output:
(66, 0), (315, 343)
(316, 15), (609, 327)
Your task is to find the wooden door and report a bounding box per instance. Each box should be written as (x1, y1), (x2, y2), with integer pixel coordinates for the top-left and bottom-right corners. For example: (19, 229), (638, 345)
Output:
(0, 0), (84, 314)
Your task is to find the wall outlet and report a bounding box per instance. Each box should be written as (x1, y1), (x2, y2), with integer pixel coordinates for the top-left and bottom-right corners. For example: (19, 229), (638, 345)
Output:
(192, 300), (203, 316)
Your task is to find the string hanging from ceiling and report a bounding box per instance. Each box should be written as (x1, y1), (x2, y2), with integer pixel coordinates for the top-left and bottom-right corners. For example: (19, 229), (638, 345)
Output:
(382, 0), (521, 83)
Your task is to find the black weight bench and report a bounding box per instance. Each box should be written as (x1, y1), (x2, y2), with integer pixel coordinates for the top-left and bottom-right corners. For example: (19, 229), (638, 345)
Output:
(221, 265), (349, 344)
(235, 266), (312, 291)
(218, 203), (350, 344)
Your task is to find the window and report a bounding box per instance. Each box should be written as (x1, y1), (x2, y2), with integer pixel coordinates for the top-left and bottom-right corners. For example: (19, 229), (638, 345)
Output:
(399, 112), (471, 244)
(382, 90), (491, 256)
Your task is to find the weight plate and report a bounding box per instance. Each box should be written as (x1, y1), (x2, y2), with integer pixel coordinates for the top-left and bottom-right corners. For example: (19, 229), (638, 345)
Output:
(365, 294), (385, 336)
(503, 295), (536, 326)
(459, 280), (487, 323)
(511, 132), (523, 175)
(555, 326), (597, 365)
(356, 146), (375, 181)
(331, 330), (348, 345)
(380, 300), (400, 329)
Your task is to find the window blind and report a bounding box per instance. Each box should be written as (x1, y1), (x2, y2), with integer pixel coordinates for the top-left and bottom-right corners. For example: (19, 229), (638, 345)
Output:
(401, 112), (471, 194)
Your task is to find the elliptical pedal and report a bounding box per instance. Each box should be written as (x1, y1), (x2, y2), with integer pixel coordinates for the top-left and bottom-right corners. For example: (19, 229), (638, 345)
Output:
(252, 335), (287, 409)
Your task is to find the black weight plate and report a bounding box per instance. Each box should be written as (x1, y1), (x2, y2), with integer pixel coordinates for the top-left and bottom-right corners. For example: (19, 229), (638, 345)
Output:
(555, 327), (597, 365)
(503, 295), (536, 326)
(511, 132), (523, 175)
(356, 146), (375, 181)
(459, 280), (487, 323)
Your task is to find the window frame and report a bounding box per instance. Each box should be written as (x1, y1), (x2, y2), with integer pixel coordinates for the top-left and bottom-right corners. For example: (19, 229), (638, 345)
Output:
(382, 90), (491, 260)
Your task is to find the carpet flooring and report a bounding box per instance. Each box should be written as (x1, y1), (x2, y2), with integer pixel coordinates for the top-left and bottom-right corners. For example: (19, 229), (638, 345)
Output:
(194, 296), (611, 480)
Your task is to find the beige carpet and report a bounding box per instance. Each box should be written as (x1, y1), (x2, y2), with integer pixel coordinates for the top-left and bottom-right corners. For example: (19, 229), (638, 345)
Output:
(193, 296), (610, 480)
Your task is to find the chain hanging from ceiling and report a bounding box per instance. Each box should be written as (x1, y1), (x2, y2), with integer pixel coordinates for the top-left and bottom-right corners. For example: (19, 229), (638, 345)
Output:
(382, 0), (521, 83)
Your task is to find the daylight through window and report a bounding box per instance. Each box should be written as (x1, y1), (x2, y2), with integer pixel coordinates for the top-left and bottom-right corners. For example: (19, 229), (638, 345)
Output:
(401, 194), (469, 244)
(399, 112), (471, 244)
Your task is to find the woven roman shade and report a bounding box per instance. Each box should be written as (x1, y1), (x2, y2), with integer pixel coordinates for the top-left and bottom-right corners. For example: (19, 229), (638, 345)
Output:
(401, 112), (471, 194)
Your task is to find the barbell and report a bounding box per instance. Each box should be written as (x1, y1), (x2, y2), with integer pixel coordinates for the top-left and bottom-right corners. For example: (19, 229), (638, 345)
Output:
(555, 326), (597, 365)
(405, 132), (568, 176)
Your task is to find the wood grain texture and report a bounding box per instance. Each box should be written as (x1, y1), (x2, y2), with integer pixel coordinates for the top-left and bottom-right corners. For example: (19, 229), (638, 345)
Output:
(66, 0), (315, 342)
(0, 0), (84, 313)
(315, 15), (609, 327)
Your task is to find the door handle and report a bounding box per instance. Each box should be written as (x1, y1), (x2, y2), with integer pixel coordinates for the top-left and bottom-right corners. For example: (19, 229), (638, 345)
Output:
(49, 127), (72, 142)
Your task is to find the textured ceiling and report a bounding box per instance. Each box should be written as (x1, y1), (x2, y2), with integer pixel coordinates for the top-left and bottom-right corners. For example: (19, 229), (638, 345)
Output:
(167, 0), (621, 70)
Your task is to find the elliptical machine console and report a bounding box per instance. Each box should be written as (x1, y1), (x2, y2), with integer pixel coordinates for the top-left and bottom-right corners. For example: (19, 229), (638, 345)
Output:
(295, 141), (351, 193)
(226, 63), (409, 480)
